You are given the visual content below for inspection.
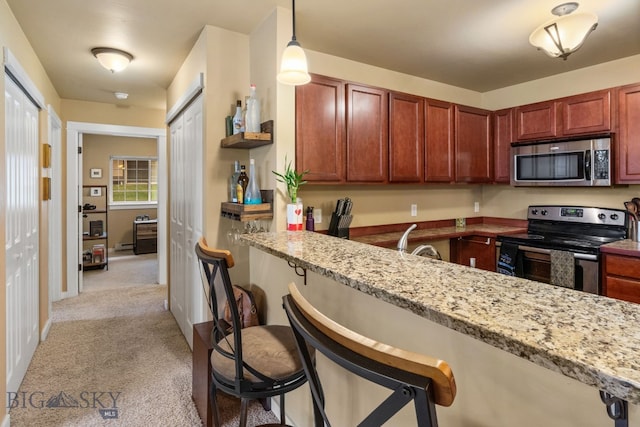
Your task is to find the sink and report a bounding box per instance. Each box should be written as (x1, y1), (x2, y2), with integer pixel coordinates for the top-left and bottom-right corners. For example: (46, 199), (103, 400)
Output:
(411, 244), (442, 260)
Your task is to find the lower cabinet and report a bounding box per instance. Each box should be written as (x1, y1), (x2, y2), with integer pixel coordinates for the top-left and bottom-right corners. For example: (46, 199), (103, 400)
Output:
(602, 253), (640, 303)
(450, 236), (496, 272)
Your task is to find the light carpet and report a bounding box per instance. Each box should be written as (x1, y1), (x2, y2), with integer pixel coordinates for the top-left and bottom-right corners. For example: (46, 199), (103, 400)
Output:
(9, 256), (280, 426)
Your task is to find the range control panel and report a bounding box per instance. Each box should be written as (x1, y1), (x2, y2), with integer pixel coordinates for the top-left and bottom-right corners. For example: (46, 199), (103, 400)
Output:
(528, 205), (627, 227)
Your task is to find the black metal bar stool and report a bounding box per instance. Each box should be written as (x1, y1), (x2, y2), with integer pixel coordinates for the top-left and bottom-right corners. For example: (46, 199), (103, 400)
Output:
(195, 238), (312, 427)
(283, 282), (457, 427)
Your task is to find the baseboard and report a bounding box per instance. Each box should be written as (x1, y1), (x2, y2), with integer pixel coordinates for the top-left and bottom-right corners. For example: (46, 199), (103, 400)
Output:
(270, 398), (296, 426)
(41, 317), (52, 342)
(1, 413), (10, 427)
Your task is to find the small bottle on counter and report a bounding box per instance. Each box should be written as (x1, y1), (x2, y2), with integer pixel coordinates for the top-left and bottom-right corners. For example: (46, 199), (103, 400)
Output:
(236, 165), (248, 204)
(306, 206), (315, 231)
(232, 100), (244, 134)
(244, 158), (262, 205)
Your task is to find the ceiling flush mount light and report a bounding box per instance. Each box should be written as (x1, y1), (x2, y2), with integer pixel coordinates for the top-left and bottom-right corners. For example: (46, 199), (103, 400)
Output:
(114, 92), (128, 100)
(529, 2), (598, 60)
(277, 0), (311, 85)
(91, 47), (133, 73)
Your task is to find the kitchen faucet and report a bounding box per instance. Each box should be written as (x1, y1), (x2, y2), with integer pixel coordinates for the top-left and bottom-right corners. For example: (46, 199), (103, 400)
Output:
(397, 224), (442, 259)
(397, 224), (417, 253)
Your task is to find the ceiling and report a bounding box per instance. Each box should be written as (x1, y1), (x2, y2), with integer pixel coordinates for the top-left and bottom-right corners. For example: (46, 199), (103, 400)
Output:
(6, 0), (640, 110)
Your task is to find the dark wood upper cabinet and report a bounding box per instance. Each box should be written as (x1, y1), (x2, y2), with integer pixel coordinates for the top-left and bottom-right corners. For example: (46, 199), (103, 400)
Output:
(562, 89), (612, 136)
(295, 74), (345, 183)
(388, 92), (424, 183)
(424, 99), (455, 183)
(616, 83), (640, 183)
(455, 105), (493, 183)
(493, 108), (513, 184)
(515, 89), (613, 142)
(514, 100), (560, 141)
(346, 84), (388, 182)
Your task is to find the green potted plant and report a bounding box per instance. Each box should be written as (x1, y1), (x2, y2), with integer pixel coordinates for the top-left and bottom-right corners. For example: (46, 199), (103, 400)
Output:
(272, 156), (309, 230)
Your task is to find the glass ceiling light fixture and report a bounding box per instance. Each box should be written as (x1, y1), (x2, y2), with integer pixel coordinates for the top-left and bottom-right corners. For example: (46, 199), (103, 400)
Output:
(277, 0), (311, 85)
(529, 2), (598, 60)
(91, 47), (134, 73)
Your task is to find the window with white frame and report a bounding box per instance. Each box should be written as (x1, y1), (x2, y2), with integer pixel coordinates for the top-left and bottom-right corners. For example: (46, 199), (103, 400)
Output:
(110, 157), (158, 205)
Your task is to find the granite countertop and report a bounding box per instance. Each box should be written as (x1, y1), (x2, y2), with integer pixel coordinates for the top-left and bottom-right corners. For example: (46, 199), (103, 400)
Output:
(242, 231), (640, 405)
(601, 239), (640, 257)
(352, 224), (527, 247)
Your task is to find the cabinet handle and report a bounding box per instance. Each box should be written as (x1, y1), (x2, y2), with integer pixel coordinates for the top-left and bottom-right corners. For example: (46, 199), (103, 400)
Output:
(458, 237), (491, 245)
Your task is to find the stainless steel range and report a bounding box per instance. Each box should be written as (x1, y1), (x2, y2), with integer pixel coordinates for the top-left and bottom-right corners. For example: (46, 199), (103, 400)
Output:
(496, 205), (628, 294)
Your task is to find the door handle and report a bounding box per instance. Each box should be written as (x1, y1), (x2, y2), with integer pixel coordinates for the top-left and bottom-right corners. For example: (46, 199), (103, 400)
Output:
(458, 237), (491, 245)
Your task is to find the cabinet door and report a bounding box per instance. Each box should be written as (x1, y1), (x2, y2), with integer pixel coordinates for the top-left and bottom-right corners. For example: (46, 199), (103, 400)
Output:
(455, 105), (492, 183)
(493, 108), (513, 184)
(296, 74), (345, 182)
(562, 89), (612, 136)
(616, 84), (640, 183)
(425, 99), (455, 182)
(602, 253), (640, 303)
(389, 92), (424, 182)
(514, 100), (559, 141)
(346, 84), (388, 182)
(451, 236), (496, 271)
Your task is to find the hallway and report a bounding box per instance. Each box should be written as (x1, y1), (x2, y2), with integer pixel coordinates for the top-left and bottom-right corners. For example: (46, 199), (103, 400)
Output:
(8, 253), (202, 426)
(8, 253), (281, 426)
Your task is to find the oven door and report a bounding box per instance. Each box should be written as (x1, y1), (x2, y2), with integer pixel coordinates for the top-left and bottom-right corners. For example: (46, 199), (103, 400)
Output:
(496, 244), (599, 294)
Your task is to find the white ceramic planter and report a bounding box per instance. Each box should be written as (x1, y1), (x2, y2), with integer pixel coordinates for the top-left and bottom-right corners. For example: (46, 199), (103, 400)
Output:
(287, 202), (303, 231)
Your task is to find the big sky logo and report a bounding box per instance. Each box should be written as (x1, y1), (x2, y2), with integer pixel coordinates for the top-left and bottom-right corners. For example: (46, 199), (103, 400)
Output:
(7, 391), (121, 419)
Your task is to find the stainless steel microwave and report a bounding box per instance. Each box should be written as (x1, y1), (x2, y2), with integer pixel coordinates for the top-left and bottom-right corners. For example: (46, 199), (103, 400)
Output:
(511, 137), (611, 187)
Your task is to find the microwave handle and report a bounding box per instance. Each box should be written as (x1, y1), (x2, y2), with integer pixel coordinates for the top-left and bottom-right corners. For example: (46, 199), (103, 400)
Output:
(584, 150), (591, 181)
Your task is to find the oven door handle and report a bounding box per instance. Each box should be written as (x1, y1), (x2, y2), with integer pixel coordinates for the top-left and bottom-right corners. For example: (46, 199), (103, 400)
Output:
(516, 244), (598, 261)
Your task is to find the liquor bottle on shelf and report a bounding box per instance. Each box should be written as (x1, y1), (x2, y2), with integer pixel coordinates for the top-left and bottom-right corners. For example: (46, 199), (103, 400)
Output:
(236, 165), (248, 204)
(229, 160), (240, 202)
(245, 84), (261, 133)
(244, 158), (261, 205)
(232, 100), (244, 134)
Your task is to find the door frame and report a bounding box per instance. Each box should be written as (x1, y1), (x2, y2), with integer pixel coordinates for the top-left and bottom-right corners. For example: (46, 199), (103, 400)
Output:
(44, 105), (62, 340)
(66, 122), (167, 297)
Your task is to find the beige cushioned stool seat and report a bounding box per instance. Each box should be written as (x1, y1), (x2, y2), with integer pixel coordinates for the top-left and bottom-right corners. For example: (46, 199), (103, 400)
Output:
(211, 325), (303, 383)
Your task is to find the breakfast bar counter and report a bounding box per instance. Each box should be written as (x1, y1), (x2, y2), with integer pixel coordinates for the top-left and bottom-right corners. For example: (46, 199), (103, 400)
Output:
(242, 230), (640, 425)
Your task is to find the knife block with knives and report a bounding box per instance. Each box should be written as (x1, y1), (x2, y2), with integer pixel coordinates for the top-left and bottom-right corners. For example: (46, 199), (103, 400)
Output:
(328, 197), (353, 239)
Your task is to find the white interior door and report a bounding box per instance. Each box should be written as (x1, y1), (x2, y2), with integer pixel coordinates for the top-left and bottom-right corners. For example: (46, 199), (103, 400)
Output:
(169, 113), (186, 335)
(5, 73), (40, 395)
(169, 94), (203, 348)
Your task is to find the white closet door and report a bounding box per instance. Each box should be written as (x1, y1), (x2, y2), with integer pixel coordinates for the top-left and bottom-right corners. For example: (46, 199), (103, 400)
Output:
(169, 94), (204, 348)
(5, 74), (39, 394)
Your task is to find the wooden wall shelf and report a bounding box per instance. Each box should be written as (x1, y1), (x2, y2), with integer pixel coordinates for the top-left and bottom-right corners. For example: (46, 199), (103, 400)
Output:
(220, 120), (273, 149)
(221, 189), (273, 222)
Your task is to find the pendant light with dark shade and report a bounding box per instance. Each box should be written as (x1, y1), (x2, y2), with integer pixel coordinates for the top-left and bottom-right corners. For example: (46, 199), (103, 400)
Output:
(277, 0), (311, 85)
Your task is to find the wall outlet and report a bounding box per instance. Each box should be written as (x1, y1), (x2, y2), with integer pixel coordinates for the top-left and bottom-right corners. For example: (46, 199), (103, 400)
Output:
(474, 202), (480, 213)
(411, 204), (417, 217)
(314, 208), (322, 224)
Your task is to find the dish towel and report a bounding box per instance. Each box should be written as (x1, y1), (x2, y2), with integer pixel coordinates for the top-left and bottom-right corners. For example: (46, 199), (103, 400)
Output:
(550, 250), (575, 288)
(498, 243), (520, 276)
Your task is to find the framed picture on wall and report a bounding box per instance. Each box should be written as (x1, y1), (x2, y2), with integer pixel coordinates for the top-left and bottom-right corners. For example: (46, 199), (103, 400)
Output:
(90, 168), (102, 178)
(90, 187), (102, 197)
